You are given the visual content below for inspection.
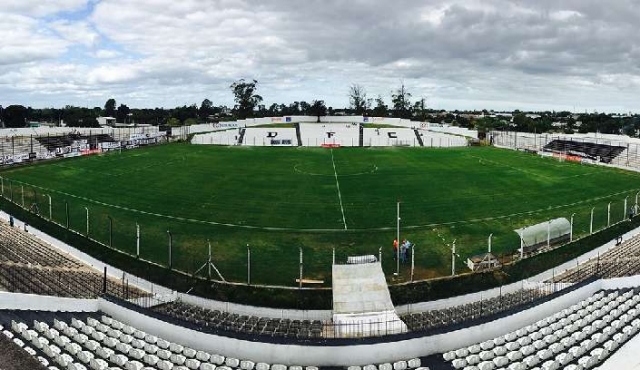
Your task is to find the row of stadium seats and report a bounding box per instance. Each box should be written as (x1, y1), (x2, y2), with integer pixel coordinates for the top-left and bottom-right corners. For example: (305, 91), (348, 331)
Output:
(153, 301), (325, 339)
(0, 219), (148, 300)
(401, 288), (550, 332)
(552, 235), (640, 283)
(543, 140), (626, 163)
(442, 288), (640, 370)
(1, 309), (430, 370)
(0, 221), (84, 269)
(0, 263), (147, 300)
(1, 310), (321, 370)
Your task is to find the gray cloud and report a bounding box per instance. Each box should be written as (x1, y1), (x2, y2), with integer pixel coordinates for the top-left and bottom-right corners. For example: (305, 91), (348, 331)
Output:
(2, 0), (640, 112)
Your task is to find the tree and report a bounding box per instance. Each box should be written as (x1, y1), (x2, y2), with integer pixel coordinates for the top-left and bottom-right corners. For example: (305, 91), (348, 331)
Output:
(104, 98), (116, 118)
(413, 97), (427, 121)
(3, 105), (28, 128)
(184, 118), (198, 126)
(63, 106), (99, 127)
(116, 104), (131, 123)
(167, 117), (181, 127)
(372, 96), (388, 117)
(348, 84), (370, 115)
(391, 83), (412, 118)
(199, 99), (214, 120)
(299, 101), (311, 115)
(230, 79), (263, 119)
(309, 100), (327, 122)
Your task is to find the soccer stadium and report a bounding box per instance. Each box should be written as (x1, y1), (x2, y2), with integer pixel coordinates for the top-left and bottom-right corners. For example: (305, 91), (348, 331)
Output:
(2, 114), (640, 370)
(5, 1), (640, 369)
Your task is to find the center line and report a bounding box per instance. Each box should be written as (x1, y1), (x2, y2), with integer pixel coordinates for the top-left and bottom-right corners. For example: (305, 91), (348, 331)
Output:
(330, 149), (348, 230)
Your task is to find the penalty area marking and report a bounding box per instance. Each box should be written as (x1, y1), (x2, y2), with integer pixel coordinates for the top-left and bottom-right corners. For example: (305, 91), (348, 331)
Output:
(293, 163), (378, 176)
(331, 149), (348, 230)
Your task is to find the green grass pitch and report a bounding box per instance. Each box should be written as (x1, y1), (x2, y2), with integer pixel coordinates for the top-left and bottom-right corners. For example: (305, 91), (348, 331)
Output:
(2, 143), (639, 286)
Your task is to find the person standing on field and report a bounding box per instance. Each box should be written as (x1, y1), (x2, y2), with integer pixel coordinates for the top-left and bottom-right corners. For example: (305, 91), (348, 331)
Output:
(393, 239), (398, 260)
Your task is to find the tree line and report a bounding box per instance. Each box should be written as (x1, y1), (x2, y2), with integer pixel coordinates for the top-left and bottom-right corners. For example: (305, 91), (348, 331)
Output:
(1, 80), (639, 137)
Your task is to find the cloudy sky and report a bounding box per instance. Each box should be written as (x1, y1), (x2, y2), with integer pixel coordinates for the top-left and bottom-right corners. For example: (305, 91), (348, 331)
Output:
(2, 0), (640, 112)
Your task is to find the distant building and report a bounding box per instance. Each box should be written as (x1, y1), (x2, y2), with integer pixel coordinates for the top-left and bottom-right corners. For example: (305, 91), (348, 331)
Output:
(97, 116), (116, 127)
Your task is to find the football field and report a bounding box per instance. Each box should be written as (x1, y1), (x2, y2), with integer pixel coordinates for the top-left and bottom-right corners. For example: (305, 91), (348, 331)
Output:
(1, 143), (639, 286)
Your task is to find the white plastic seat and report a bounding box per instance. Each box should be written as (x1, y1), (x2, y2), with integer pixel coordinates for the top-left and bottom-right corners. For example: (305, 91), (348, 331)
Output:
(157, 360), (174, 370)
(195, 351), (210, 362)
(78, 350), (95, 364)
(255, 363), (270, 370)
(493, 346), (507, 356)
(225, 357), (240, 368)
(478, 361), (494, 370)
(182, 347), (196, 358)
(144, 343), (158, 354)
(144, 354), (159, 366)
(451, 358), (467, 369)
(492, 356), (508, 368)
(90, 358), (109, 370)
(455, 348), (470, 358)
(200, 364), (216, 370)
(407, 359), (420, 368)
(555, 353), (573, 366)
(171, 353), (187, 366)
(186, 359), (201, 370)
(479, 351), (494, 361)
(210, 354), (225, 365)
(125, 361), (144, 370)
(465, 354), (480, 365)
(129, 348), (145, 360)
(157, 349), (171, 360)
(241, 360), (256, 370)
(85, 340), (100, 352)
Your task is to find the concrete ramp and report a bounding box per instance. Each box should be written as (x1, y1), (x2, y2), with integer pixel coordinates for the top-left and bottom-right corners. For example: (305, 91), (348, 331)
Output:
(332, 262), (407, 337)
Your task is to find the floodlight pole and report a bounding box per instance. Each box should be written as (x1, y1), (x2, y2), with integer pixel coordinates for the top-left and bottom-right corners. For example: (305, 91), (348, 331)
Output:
(547, 220), (551, 248)
(451, 240), (456, 276)
(21, 185), (24, 207)
(46, 194), (52, 220)
(84, 207), (89, 237)
(65, 201), (69, 229)
(0, 176), (3, 196)
(519, 230), (524, 259)
(590, 207), (595, 234)
(570, 213), (575, 242)
(247, 244), (251, 285)
(167, 230), (172, 270)
(208, 241), (212, 279)
(488, 233), (493, 254)
(395, 201), (400, 276)
(635, 191), (640, 210)
(135, 223), (140, 258)
(332, 247), (335, 265)
(624, 196), (629, 219)
(607, 202), (612, 227)
(108, 215), (113, 247)
(378, 247), (382, 264)
(411, 243), (416, 282)
(299, 247), (303, 289)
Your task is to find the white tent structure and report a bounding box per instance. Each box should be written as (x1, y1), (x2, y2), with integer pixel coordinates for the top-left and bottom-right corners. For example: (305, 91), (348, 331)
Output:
(515, 217), (571, 255)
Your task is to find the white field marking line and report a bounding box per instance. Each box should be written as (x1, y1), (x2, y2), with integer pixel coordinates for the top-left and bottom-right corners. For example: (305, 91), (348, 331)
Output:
(6, 178), (639, 233)
(330, 148), (348, 230)
(293, 163), (378, 177)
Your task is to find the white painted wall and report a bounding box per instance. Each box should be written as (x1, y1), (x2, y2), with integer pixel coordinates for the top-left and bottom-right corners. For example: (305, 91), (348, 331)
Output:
(0, 292), (98, 312)
(99, 280), (603, 366)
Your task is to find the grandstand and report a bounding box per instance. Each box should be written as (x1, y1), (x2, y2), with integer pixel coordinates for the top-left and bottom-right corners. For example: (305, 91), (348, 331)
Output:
(6, 119), (640, 369)
(0, 219), (147, 300)
(1, 195), (640, 368)
(543, 139), (626, 163)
